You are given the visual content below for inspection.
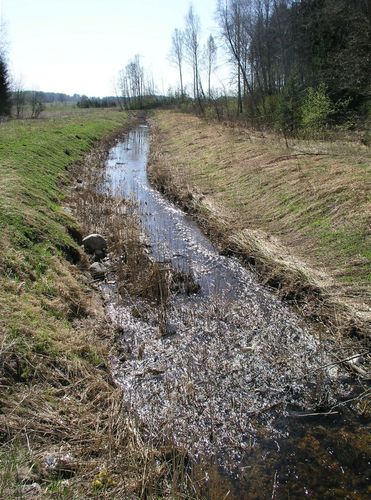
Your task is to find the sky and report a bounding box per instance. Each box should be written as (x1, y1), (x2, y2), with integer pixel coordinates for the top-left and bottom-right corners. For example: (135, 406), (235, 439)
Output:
(1, 0), (225, 97)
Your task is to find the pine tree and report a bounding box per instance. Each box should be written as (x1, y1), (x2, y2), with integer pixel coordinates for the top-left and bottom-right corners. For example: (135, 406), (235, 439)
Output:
(0, 54), (11, 116)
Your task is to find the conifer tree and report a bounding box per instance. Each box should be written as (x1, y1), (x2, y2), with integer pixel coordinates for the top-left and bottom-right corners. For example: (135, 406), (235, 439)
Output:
(0, 53), (11, 116)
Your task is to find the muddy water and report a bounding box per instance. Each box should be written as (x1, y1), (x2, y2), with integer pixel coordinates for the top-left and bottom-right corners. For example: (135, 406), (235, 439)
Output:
(103, 126), (369, 498)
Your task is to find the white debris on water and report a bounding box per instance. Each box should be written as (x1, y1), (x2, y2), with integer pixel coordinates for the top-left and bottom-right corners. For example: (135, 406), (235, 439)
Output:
(106, 285), (344, 470)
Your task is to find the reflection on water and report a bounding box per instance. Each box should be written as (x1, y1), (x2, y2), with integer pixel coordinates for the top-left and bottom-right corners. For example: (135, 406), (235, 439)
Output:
(106, 125), (266, 300)
(104, 125), (370, 499)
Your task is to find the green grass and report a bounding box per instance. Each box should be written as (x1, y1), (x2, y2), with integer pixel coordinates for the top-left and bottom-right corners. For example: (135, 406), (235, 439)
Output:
(0, 109), (130, 496)
(0, 109), (195, 498)
(0, 110), (126, 255)
(0, 109), (127, 349)
(0, 108), (129, 357)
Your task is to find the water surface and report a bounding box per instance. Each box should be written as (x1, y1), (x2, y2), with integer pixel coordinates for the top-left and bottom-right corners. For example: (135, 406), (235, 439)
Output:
(103, 125), (369, 498)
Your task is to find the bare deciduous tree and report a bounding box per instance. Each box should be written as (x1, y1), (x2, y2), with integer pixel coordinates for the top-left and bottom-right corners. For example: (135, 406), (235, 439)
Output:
(184, 5), (204, 111)
(169, 28), (185, 99)
(205, 34), (217, 99)
(170, 0), (369, 130)
(217, 0), (253, 114)
(119, 54), (145, 109)
(126, 54), (145, 108)
(12, 77), (26, 118)
(30, 91), (44, 119)
(118, 68), (131, 110)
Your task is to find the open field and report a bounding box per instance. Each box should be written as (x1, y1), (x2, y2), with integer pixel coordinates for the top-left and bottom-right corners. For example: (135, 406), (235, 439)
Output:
(0, 110), (191, 497)
(149, 110), (371, 337)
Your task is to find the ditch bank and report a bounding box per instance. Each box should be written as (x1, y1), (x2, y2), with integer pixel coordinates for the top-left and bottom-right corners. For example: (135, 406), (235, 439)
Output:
(147, 111), (371, 342)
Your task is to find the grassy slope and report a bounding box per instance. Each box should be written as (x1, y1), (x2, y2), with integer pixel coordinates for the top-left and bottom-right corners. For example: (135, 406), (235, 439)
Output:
(150, 110), (370, 335)
(0, 110), (127, 364)
(0, 109), (141, 497)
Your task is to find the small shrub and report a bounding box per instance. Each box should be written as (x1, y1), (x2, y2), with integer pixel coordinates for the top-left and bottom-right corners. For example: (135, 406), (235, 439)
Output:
(300, 84), (335, 136)
(203, 104), (218, 121)
(257, 94), (291, 132)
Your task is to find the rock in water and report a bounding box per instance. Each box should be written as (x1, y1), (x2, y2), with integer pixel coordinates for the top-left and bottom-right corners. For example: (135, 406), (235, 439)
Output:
(94, 249), (106, 261)
(82, 234), (107, 253)
(89, 262), (107, 279)
(162, 322), (177, 337)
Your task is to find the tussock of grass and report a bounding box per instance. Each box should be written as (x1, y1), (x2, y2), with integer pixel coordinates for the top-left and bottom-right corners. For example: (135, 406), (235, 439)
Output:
(0, 110), (193, 497)
(149, 111), (370, 337)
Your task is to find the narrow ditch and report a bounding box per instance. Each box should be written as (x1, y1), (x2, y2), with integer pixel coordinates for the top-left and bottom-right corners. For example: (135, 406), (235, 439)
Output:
(94, 124), (369, 498)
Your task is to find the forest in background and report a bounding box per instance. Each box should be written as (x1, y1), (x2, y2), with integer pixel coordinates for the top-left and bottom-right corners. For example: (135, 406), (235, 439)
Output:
(166, 0), (370, 137)
(1, 0), (370, 139)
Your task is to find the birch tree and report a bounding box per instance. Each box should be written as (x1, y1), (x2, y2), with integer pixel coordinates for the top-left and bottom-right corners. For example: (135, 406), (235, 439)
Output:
(169, 28), (185, 99)
(184, 6), (204, 110)
(205, 34), (217, 99)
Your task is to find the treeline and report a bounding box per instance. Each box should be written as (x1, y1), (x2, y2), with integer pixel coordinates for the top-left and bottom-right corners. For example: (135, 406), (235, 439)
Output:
(170, 0), (370, 135)
(10, 90), (104, 119)
(11, 91), (81, 119)
(76, 95), (117, 108)
(20, 91), (81, 104)
(77, 93), (167, 110)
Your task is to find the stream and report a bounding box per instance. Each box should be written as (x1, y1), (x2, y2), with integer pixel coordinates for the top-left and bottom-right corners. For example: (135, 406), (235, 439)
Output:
(101, 125), (369, 498)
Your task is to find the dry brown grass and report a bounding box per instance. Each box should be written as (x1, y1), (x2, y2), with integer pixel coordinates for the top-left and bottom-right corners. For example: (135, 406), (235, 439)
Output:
(148, 110), (370, 339)
(1, 310), (194, 498)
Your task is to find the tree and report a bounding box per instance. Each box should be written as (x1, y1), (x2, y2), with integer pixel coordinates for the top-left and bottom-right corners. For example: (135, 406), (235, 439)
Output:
(217, 0), (253, 114)
(118, 68), (131, 110)
(12, 78), (26, 118)
(169, 28), (185, 99)
(205, 35), (217, 99)
(172, 0), (369, 129)
(0, 27), (11, 117)
(0, 56), (11, 116)
(30, 91), (45, 118)
(118, 55), (145, 109)
(118, 55), (156, 110)
(126, 55), (145, 108)
(292, 0), (370, 105)
(184, 6), (204, 110)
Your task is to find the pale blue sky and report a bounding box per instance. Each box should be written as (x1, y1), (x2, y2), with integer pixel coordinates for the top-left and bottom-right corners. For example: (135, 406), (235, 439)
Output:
(1, 0), (224, 96)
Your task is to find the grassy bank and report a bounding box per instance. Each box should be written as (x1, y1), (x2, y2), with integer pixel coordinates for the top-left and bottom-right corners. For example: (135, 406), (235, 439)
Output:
(0, 110), (189, 497)
(149, 110), (370, 338)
